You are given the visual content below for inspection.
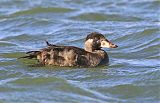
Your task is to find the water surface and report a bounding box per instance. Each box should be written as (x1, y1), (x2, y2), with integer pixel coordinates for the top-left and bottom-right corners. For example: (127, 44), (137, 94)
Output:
(0, 0), (160, 103)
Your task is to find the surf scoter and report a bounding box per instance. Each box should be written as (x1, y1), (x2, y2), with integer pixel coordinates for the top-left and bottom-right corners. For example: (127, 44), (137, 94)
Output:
(20, 32), (118, 67)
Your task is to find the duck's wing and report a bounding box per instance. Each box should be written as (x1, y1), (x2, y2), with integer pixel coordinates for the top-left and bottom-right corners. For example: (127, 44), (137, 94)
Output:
(18, 45), (88, 66)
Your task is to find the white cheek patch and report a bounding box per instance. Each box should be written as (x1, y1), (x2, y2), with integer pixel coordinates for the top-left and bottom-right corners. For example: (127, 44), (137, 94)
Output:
(85, 39), (93, 45)
(100, 40), (110, 48)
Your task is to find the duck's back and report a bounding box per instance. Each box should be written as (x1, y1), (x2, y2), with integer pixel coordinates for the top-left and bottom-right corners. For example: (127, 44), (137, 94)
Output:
(26, 46), (89, 67)
(21, 45), (108, 67)
(43, 46), (88, 66)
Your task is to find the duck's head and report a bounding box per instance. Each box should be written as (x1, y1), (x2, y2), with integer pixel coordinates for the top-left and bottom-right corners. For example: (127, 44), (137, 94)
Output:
(84, 32), (118, 52)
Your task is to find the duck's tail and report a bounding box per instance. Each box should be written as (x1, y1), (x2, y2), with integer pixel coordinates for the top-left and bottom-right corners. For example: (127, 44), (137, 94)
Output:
(18, 51), (40, 59)
(18, 40), (55, 59)
(45, 40), (57, 46)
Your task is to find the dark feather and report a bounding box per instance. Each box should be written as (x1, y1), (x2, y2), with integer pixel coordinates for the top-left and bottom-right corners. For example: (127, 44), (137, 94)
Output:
(45, 40), (57, 46)
(18, 51), (40, 59)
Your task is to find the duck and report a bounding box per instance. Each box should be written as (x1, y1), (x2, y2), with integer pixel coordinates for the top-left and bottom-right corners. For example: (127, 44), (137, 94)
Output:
(19, 32), (118, 67)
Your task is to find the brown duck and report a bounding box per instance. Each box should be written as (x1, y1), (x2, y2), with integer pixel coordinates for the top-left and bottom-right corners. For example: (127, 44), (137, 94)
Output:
(20, 32), (118, 67)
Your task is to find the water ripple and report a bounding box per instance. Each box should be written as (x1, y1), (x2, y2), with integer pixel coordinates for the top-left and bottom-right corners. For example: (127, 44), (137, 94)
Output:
(70, 13), (143, 22)
(0, 0), (159, 102)
(11, 7), (76, 16)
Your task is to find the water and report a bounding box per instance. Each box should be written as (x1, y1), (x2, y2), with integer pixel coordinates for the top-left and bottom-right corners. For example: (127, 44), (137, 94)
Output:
(0, 0), (160, 103)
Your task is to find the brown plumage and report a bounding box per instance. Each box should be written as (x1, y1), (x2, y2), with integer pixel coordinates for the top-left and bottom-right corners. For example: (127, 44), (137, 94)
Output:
(19, 32), (118, 67)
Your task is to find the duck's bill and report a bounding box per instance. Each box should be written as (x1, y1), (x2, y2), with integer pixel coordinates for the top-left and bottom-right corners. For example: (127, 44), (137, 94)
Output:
(100, 40), (118, 48)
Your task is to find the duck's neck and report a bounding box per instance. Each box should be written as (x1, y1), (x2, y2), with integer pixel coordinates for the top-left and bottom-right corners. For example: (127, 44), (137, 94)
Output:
(84, 44), (103, 53)
(85, 45), (107, 60)
(84, 41), (94, 52)
(84, 39), (101, 52)
(84, 45), (93, 52)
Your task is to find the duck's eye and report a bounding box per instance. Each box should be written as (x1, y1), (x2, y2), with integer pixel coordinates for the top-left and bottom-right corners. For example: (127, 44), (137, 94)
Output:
(96, 40), (100, 43)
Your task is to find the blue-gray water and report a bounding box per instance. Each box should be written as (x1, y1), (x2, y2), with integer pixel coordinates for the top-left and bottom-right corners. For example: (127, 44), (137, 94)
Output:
(0, 0), (160, 103)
